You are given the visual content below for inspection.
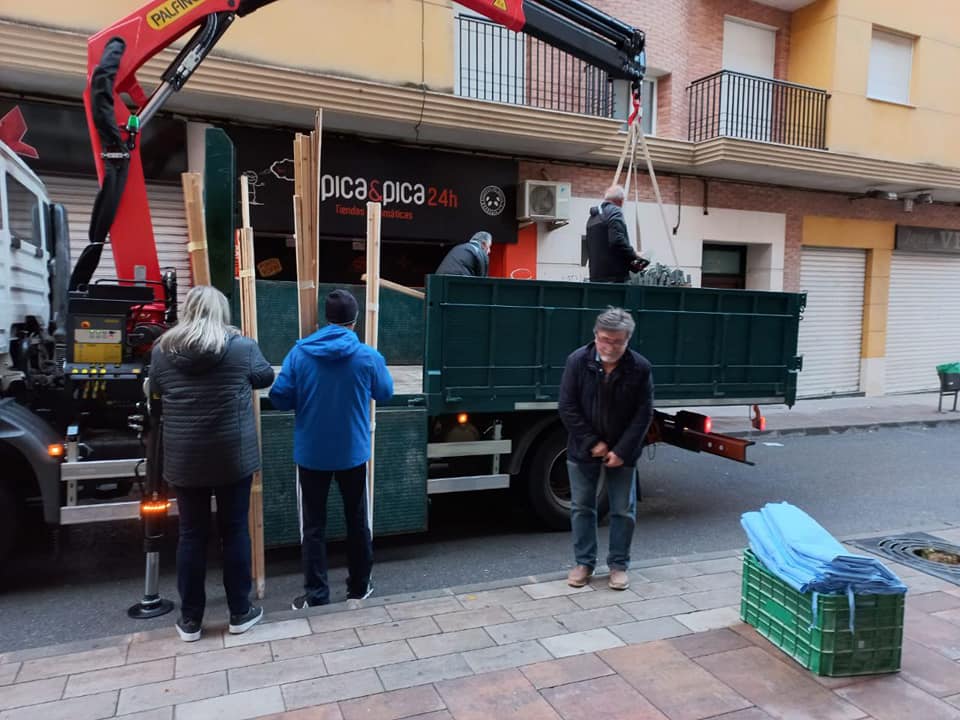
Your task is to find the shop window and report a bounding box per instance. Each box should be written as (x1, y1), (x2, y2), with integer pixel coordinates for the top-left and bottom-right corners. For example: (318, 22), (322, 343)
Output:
(702, 243), (746, 289)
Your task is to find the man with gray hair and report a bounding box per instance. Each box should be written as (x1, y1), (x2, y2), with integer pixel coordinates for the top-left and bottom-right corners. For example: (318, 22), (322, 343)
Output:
(558, 307), (654, 591)
(435, 231), (492, 277)
(584, 184), (647, 283)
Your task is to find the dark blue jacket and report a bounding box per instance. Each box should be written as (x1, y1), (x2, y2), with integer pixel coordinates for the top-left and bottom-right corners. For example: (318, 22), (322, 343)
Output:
(586, 202), (638, 283)
(436, 239), (489, 277)
(150, 334), (274, 487)
(558, 342), (654, 466)
(269, 325), (394, 471)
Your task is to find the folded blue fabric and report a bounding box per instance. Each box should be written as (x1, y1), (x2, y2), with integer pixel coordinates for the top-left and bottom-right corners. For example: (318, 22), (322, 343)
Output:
(741, 502), (907, 597)
(741, 502), (906, 632)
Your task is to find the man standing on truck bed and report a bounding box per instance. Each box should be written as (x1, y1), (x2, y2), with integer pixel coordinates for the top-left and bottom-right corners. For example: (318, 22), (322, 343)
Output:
(558, 307), (654, 591)
(585, 185), (648, 283)
(270, 290), (394, 608)
(435, 231), (492, 277)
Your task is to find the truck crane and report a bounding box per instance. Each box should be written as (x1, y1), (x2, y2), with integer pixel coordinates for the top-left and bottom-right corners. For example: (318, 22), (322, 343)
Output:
(0, 0), (649, 589)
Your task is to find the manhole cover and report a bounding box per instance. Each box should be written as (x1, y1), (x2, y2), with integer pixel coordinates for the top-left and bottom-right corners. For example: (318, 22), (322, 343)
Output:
(848, 532), (960, 586)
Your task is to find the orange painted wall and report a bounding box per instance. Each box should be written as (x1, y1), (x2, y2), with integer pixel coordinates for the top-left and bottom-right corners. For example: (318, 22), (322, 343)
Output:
(490, 225), (538, 279)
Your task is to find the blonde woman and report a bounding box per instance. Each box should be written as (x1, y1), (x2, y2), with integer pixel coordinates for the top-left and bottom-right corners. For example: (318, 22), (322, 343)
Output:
(150, 285), (274, 641)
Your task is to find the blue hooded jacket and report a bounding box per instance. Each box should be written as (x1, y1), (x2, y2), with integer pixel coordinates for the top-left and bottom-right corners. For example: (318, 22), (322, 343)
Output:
(269, 325), (394, 471)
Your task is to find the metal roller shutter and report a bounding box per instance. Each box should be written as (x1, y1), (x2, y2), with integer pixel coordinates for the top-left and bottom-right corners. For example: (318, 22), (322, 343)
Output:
(42, 176), (191, 307)
(885, 253), (960, 393)
(797, 247), (866, 397)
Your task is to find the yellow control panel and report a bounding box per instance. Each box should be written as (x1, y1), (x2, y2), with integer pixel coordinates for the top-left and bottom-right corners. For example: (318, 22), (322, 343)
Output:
(72, 316), (124, 364)
(66, 363), (143, 380)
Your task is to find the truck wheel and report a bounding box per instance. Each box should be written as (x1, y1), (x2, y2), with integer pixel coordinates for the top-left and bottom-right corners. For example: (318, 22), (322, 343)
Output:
(526, 426), (608, 530)
(0, 482), (18, 570)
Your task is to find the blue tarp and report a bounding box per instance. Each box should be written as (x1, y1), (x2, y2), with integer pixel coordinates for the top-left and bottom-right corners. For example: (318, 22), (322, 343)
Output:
(742, 502), (907, 608)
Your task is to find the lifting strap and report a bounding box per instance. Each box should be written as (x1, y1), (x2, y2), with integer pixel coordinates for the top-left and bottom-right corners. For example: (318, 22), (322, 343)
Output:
(612, 89), (680, 269)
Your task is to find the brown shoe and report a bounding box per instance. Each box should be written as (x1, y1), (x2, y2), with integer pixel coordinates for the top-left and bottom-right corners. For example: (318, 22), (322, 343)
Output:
(608, 569), (629, 590)
(567, 565), (593, 588)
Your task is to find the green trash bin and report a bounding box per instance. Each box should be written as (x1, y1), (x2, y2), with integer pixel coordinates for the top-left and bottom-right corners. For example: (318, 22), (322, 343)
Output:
(936, 363), (960, 412)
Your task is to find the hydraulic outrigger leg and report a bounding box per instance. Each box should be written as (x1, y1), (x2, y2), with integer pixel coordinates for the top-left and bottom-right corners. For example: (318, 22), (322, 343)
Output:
(128, 392), (174, 619)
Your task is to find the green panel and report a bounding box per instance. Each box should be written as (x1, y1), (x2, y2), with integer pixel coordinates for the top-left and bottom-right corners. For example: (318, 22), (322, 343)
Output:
(231, 281), (424, 366)
(203, 128), (237, 299)
(424, 276), (805, 413)
(260, 412), (300, 547)
(260, 406), (427, 548)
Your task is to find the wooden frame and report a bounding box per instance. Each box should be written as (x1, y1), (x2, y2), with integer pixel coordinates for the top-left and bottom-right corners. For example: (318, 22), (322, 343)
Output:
(181, 172), (210, 286)
(365, 202), (382, 534)
(238, 175), (266, 599)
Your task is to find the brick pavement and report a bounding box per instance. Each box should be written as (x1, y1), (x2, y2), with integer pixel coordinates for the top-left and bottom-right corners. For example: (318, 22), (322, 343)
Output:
(4, 531), (960, 719)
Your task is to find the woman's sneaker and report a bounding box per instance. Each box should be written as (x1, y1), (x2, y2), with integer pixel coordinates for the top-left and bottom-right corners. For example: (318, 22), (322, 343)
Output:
(291, 595), (326, 611)
(347, 583), (374, 601)
(228, 606), (264, 634)
(175, 617), (202, 643)
(346, 583), (373, 609)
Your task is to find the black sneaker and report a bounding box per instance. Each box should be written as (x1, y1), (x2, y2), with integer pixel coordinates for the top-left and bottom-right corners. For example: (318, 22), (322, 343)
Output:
(175, 617), (201, 643)
(290, 595), (327, 611)
(347, 583), (373, 601)
(228, 606), (263, 635)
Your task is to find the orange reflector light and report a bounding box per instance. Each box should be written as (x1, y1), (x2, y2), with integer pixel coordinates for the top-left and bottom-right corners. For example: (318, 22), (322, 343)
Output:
(457, 413), (469, 425)
(758, 416), (767, 432)
(48, 444), (64, 458)
(141, 500), (171, 515)
(704, 416), (713, 434)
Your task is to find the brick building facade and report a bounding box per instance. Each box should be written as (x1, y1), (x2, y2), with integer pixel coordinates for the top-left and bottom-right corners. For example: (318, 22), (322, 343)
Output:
(2, 0), (959, 397)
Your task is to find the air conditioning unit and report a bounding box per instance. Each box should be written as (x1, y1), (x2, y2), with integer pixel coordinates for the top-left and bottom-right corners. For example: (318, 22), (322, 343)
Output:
(518, 180), (571, 222)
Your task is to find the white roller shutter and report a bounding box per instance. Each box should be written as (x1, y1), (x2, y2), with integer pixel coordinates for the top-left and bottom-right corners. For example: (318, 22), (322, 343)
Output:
(42, 176), (191, 307)
(797, 247), (866, 397)
(885, 253), (960, 393)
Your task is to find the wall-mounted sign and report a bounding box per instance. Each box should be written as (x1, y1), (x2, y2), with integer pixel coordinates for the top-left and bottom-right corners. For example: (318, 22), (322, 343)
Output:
(0, 98), (186, 180)
(223, 125), (518, 243)
(896, 225), (960, 255)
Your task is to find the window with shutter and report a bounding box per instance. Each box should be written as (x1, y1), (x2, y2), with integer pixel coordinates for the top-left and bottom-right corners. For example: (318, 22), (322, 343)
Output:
(867, 29), (914, 105)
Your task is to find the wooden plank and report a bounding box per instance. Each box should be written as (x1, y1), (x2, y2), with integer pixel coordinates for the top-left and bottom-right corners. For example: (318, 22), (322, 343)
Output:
(365, 202), (382, 535)
(292, 123), (320, 337)
(292, 194), (317, 338)
(181, 172), (210, 286)
(312, 109), (322, 255)
(293, 134), (305, 199)
(360, 274), (425, 300)
(238, 175), (265, 600)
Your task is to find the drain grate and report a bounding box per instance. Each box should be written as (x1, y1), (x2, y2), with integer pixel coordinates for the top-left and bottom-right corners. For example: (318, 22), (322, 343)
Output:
(848, 532), (960, 586)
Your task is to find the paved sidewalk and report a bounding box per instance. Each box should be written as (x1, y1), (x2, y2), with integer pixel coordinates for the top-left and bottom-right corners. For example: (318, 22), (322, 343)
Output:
(688, 391), (960, 437)
(4, 530), (960, 719)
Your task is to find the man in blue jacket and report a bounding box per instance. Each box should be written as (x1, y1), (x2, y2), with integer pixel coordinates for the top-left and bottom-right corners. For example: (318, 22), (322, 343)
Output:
(270, 289), (394, 608)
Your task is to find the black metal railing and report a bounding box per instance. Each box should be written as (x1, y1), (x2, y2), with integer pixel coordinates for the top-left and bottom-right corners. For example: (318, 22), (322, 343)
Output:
(687, 70), (829, 149)
(456, 15), (618, 118)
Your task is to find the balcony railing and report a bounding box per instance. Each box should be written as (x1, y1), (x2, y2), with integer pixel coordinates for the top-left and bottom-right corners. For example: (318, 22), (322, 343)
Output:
(687, 70), (830, 150)
(455, 15), (619, 119)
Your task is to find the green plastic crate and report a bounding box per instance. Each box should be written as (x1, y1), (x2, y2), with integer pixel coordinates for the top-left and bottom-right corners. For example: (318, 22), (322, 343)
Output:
(740, 550), (904, 677)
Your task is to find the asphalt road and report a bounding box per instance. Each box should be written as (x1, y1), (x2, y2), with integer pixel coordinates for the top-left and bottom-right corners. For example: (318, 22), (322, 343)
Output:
(2, 423), (958, 653)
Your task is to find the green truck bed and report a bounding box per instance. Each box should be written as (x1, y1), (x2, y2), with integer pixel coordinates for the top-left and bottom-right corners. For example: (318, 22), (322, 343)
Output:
(249, 275), (804, 546)
(423, 275), (805, 413)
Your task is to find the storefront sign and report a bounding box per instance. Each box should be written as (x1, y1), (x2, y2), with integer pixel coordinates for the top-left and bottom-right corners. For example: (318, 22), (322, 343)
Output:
(896, 225), (960, 255)
(224, 125), (518, 242)
(0, 99), (186, 180)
